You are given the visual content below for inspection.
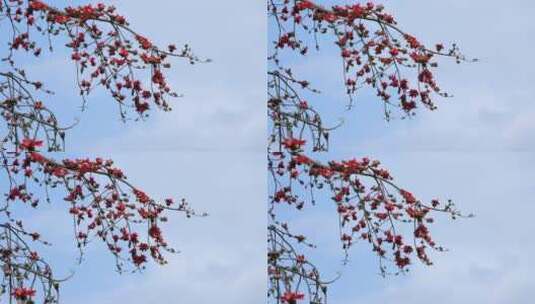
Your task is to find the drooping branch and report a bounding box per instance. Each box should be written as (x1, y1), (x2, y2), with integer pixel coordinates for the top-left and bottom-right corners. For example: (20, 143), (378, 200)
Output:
(2, 0), (206, 119)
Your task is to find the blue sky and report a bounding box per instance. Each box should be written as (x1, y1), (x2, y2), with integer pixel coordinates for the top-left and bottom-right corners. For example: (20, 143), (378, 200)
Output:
(3, 0), (265, 303)
(2, 0), (534, 303)
(270, 1), (535, 303)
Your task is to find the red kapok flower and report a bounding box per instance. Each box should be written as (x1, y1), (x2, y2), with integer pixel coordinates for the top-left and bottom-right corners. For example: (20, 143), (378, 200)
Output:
(29, 0), (48, 11)
(20, 138), (43, 151)
(293, 154), (312, 165)
(281, 291), (305, 303)
(282, 138), (306, 151)
(12, 287), (36, 300)
(295, 1), (315, 11)
(136, 35), (153, 50)
(400, 189), (417, 204)
(28, 152), (47, 164)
